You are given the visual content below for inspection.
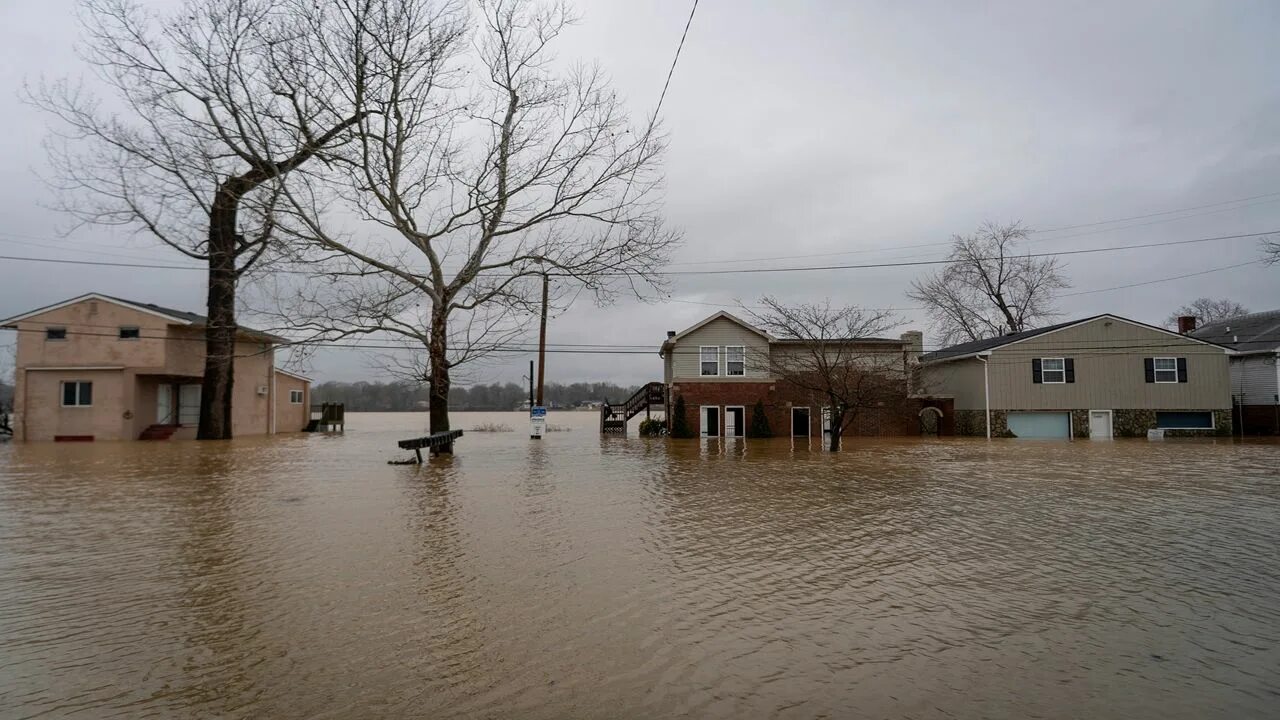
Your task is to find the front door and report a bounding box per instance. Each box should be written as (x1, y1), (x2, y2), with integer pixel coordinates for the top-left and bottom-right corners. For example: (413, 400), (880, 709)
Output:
(178, 384), (201, 426)
(1089, 410), (1113, 439)
(700, 406), (720, 437)
(724, 406), (745, 437)
(156, 384), (174, 424)
(791, 407), (810, 437)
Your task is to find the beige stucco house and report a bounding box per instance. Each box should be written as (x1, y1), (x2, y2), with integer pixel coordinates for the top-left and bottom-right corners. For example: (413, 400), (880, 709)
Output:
(917, 314), (1233, 438)
(1, 293), (311, 441)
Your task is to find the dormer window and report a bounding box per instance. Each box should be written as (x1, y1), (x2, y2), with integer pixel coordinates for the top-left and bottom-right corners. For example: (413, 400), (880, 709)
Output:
(46, 327), (67, 341)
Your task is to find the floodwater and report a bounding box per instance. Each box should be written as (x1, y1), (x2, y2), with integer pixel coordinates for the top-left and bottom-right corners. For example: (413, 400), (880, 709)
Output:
(1, 412), (1278, 719)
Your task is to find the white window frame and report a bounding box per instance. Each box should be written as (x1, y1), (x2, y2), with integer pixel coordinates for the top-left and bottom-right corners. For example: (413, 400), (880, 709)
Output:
(61, 380), (93, 407)
(700, 405), (720, 437)
(46, 326), (67, 341)
(1040, 357), (1066, 384)
(723, 405), (745, 437)
(1153, 357), (1178, 383)
(699, 346), (720, 376)
(118, 326), (141, 340)
(725, 345), (745, 376)
(289, 389), (304, 404)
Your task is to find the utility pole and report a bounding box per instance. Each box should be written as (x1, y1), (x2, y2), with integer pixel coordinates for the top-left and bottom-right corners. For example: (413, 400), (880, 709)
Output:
(536, 272), (549, 406)
(528, 360), (534, 409)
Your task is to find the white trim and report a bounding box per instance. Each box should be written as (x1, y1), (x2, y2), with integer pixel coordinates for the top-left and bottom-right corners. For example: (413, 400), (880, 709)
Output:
(922, 314), (1233, 364)
(26, 366), (125, 371)
(288, 389), (304, 404)
(723, 405), (745, 437)
(665, 308), (773, 345)
(1152, 356), (1178, 383)
(275, 367), (312, 382)
(699, 346), (720, 376)
(1040, 357), (1066, 384)
(0, 293), (196, 327)
(724, 345), (746, 376)
(60, 380), (93, 407)
(699, 405), (721, 437)
(791, 406), (810, 438)
(1088, 409), (1113, 439)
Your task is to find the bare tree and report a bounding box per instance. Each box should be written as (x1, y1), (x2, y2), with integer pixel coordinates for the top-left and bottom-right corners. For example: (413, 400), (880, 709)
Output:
(1263, 236), (1280, 266)
(27, 0), (371, 439)
(907, 221), (1069, 345)
(277, 0), (679, 443)
(746, 297), (905, 451)
(1165, 297), (1250, 328)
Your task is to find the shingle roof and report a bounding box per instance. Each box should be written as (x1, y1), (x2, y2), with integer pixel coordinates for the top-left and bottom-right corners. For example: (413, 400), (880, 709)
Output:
(103, 295), (207, 324)
(0, 293), (283, 343)
(1191, 309), (1280, 353)
(920, 316), (1102, 362)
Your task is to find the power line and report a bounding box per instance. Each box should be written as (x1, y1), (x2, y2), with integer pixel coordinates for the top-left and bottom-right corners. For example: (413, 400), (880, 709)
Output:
(1, 228), (1273, 276)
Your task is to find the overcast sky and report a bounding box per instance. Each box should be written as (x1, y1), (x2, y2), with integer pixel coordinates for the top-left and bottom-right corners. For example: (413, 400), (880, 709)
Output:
(2, 0), (1279, 386)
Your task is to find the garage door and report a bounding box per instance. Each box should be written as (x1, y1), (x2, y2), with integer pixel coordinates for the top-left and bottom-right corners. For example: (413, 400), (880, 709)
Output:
(1006, 411), (1071, 439)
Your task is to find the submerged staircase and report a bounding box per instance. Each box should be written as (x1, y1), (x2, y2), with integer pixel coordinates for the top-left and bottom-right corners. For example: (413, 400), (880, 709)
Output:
(139, 424), (180, 441)
(600, 382), (665, 434)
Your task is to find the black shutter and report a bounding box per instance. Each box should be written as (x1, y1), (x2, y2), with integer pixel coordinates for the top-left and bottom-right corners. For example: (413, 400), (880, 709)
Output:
(1144, 358), (1155, 383)
(1032, 358), (1042, 384)
(1177, 357), (1188, 383)
(1064, 358), (1075, 383)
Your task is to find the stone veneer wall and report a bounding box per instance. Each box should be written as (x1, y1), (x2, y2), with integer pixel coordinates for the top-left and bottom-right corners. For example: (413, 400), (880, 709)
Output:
(954, 409), (1008, 437)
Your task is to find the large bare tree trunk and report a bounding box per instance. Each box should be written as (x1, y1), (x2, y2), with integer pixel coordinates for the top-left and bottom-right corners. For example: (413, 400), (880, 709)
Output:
(198, 183), (244, 440)
(428, 304), (451, 441)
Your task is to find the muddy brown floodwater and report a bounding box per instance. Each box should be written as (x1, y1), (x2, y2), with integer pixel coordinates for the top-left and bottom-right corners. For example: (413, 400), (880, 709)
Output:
(1, 412), (1278, 719)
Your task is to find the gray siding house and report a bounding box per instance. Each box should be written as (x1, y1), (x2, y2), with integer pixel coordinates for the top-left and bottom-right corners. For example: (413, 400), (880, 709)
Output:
(1191, 309), (1280, 435)
(918, 314), (1232, 438)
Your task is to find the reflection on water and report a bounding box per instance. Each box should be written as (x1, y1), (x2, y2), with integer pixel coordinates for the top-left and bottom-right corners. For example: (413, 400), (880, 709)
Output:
(1, 412), (1278, 719)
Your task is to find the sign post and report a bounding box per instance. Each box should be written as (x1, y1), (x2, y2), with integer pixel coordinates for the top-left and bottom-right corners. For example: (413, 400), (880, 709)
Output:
(530, 405), (546, 439)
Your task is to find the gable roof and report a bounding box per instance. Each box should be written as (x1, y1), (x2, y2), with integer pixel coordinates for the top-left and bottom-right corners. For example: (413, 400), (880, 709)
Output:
(0, 293), (285, 343)
(660, 311), (775, 355)
(1190, 309), (1280, 354)
(921, 313), (1230, 363)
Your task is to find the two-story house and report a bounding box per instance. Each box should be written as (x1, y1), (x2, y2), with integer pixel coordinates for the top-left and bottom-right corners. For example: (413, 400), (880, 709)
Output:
(1, 293), (311, 441)
(658, 311), (947, 438)
(917, 314), (1233, 438)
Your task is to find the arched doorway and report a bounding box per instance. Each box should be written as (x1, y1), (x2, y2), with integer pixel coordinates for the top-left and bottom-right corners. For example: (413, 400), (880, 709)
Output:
(919, 406), (943, 436)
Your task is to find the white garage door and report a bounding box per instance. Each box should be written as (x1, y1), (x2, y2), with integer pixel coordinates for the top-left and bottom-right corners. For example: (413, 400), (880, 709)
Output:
(1007, 411), (1071, 439)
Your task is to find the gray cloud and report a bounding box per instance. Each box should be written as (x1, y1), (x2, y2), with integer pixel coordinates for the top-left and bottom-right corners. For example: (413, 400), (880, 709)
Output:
(3, 0), (1278, 387)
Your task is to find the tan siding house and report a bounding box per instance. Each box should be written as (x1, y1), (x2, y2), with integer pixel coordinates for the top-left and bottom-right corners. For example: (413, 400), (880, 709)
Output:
(659, 312), (945, 438)
(2, 294), (312, 441)
(918, 314), (1232, 438)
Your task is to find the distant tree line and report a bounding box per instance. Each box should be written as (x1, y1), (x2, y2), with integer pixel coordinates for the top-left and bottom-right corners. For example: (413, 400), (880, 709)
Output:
(312, 381), (640, 412)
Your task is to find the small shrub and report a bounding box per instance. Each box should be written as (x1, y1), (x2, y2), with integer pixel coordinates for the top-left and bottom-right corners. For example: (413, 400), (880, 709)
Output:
(748, 399), (772, 438)
(670, 395), (696, 439)
(639, 418), (666, 437)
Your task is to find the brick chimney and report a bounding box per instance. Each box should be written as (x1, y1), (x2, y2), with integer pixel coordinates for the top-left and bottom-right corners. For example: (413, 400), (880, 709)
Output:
(899, 330), (924, 359)
(1177, 315), (1197, 334)
(666, 330), (676, 339)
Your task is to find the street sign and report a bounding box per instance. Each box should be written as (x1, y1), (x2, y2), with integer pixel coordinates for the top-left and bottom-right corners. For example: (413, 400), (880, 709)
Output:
(530, 406), (546, 439)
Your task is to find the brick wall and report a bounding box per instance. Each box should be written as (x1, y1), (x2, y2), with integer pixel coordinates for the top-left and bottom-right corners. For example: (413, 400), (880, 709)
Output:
(669, 380), (953, 437)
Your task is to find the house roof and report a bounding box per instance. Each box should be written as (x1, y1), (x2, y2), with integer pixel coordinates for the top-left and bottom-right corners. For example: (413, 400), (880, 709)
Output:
(0, 292), (285, 343)
(659, 311), (775, 356)
(275, 367), (312, 383)
(920, 313), (1230, 363)
(1190, 309), (1280, 354)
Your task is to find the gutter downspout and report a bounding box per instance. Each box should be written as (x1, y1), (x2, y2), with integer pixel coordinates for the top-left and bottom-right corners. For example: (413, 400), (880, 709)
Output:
(268, 348), (276, 436)
(977, 352), (992, 440)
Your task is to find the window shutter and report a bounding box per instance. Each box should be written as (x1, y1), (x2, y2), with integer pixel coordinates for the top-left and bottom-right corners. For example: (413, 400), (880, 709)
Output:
(1064, 358), (1075, 384)
(1031, 358), (1042, 384)
(1176, 357), (1188, 383)
(1144, 358), (1155, 383)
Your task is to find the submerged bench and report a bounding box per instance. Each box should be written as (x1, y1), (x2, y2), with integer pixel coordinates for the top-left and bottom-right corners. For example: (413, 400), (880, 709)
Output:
(396, 429), (464, 463)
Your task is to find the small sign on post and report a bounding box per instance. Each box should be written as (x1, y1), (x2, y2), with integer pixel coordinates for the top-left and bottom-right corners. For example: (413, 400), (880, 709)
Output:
(530, 406), (546, 439)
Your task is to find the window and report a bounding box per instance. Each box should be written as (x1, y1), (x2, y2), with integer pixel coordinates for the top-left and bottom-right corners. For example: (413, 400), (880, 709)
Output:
(1153, 357), (1178, 383)
(46, 327), (67, 341)
(289, 390), (304, 404)
(1156, 411), (1213, 430)
(61, 381), (93, 407)
(119, 326), (140, 340)
(700, 346), (719, 376)
(1040, 358), (1066, 384)
(725, 346), (745, 376)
